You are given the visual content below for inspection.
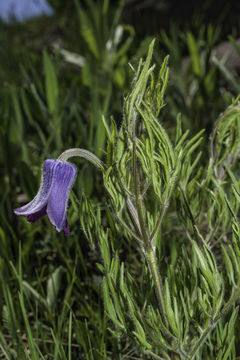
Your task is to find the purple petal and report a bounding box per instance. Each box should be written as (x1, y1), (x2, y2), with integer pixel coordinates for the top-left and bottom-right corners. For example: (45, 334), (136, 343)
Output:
(27, 205), (47, 223)
(46, 161), (76, 232)
(63, 224), (70, 235)
(14, 159), (56, 217)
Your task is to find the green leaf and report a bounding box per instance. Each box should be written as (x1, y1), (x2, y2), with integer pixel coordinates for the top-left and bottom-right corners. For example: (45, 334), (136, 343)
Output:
(75, 1), (99, 59)
(43, 50), (59, 115)
(47, 266), (65, 310)
(187, 32), (201, 77)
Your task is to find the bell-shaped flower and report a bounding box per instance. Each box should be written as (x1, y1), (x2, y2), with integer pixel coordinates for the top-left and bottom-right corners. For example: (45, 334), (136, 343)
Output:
(14, 159), (76, 234)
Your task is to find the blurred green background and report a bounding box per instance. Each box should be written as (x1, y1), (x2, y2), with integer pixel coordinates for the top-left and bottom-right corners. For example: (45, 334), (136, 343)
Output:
(1, 0), (240, 358)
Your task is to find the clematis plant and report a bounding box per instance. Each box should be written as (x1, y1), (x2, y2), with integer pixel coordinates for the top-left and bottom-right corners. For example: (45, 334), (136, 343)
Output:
(14, 40), (240, 359)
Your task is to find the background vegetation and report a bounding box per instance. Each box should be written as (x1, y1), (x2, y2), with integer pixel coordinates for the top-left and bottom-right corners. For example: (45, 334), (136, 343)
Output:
(1, 0), (240, 358)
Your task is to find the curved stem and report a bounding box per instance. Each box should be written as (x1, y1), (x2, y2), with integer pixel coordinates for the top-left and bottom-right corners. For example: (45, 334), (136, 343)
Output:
(58, 148), (106, 171)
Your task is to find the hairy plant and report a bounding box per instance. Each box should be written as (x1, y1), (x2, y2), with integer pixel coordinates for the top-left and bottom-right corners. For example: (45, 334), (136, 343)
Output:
(11, 40), (240, 359)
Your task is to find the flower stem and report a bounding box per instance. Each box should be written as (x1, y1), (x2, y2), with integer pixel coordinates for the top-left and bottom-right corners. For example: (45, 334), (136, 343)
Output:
(58, 148), (105, 170)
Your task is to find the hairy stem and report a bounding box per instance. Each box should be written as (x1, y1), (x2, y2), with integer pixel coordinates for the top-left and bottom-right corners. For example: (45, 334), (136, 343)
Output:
(58, 148), (105, 170)
(146, 247), (167, 326)
(131, 107), (167, 326)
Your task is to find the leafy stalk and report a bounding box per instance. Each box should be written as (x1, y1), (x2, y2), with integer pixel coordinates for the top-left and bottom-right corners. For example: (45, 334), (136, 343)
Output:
(131, 103), (168, 326)
(188, 287), (240, 359)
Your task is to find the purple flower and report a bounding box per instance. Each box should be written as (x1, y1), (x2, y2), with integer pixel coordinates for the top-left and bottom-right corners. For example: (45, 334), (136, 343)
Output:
(0, 0), (53, 23)
(14, 159), (76, 234)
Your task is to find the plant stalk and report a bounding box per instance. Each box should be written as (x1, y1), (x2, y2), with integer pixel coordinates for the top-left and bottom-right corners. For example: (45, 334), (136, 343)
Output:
(131, 107), (167, 326)
(146, 247), (168, 326)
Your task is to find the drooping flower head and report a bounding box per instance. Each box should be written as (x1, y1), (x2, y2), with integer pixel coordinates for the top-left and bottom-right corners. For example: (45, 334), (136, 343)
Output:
(14, 159), (76, 234)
